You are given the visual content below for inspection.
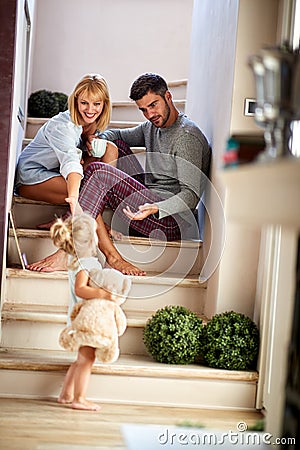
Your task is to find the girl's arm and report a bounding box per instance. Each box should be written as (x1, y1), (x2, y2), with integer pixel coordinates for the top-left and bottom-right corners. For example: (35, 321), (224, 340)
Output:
(74, 269), (115, 301)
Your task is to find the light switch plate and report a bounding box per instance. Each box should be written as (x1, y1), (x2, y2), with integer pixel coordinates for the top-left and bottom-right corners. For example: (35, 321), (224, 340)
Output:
(244, 98), (256, 116)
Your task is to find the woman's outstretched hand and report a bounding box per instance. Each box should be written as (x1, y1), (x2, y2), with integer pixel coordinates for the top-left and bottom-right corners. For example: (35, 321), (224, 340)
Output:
(65, 196), (83, 215)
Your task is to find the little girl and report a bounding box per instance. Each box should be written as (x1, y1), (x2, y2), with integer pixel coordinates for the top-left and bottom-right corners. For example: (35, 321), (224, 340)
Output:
(50, 212), (118, 411)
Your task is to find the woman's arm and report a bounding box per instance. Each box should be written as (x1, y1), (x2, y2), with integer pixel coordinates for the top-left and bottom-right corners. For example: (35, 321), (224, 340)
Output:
(65, 172), (83, 214)
(74, 269), (115, 301)
(44, 116), (84, 180)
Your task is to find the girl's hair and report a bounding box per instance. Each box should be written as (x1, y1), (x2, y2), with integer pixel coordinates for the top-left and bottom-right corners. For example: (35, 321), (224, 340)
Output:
(68, 74), (111, 131)
(50, 213), (98, 269)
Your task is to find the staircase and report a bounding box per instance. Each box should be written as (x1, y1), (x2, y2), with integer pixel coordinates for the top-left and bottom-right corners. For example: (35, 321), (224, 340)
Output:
(0, 80), (259, 411)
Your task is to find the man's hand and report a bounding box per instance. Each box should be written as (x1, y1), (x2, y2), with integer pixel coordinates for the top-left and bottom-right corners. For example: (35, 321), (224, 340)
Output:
(123, 203), (159, 221)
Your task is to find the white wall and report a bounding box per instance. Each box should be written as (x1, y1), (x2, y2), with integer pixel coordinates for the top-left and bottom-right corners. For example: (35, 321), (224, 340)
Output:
(186, 0), (278, 318)
(2, 0), (36, 312)
(231, 0), (280, 134)
(8, 0), (36, 207)
(29, 0), (194, 101)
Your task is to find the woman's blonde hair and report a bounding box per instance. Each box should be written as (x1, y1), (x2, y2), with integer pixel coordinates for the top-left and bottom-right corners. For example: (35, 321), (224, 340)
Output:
(50, 213), (98, 269)
(68, 74), (111, 131)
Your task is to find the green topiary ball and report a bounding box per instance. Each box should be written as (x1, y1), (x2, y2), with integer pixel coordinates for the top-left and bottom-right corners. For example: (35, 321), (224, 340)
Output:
(53, 91), (68, 112)
(201, 311), (259, 370)
(143, 305), (203, 365)
(28, 90), (60, 118)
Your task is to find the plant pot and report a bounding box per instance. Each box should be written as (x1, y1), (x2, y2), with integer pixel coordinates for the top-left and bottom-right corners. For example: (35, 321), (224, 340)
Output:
(25, 117), (49, 139)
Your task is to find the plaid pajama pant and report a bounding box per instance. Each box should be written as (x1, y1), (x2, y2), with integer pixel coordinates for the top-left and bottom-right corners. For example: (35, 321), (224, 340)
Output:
(78, 140), (182, 241)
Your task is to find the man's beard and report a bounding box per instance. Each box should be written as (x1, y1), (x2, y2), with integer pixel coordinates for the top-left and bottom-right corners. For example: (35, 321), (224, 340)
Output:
(152, 99), (171, 128)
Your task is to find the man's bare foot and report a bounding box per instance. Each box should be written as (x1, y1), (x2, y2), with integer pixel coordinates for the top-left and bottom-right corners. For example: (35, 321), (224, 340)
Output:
(26, 249), (67, 272)
(104, 222), (123, 241)
(106, 255), (146, 276)
(72, 399), (101, 411)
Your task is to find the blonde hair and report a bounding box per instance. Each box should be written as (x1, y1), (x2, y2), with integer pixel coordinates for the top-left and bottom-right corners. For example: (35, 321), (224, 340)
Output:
(50, 213), (98, 269)
(68, 74), (111, 131)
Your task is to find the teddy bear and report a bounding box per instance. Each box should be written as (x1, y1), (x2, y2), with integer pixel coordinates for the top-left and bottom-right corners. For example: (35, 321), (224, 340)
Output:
(59, 267), (132, 363)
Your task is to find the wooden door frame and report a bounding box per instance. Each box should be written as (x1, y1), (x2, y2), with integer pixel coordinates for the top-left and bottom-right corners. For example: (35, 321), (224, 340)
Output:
(0, 0), (17, 299)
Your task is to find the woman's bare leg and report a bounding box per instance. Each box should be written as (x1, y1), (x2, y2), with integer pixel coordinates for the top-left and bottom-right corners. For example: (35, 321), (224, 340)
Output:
(18, 176), (68, 204)
(18, 178), (67, 271)
(26, 214), (144, 275)
(71, 346), (101, 411)
(26, 248), (68, 272)
(20, 174), (145, 275)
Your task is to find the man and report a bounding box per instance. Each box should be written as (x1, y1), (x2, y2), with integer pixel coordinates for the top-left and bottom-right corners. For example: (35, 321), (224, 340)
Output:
(28, 73), (210, 275)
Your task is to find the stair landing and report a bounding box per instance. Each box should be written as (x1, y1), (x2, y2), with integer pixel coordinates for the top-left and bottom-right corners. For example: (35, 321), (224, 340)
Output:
(0, 348), (259, 410)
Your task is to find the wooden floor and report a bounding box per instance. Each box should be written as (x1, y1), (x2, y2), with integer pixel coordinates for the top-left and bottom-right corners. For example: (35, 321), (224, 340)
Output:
(0, 397), (263, 449)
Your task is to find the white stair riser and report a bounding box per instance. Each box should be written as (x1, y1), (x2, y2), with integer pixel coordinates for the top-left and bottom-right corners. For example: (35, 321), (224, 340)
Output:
(0, 368), (257, 410)
(8, 236), (202, 275)
(169, 84), (187, 100)
(111, 100), (185, 122)
(25, 119), (143, 139)
(12, 203), (68, 229)
(114, 241), (202, 275)
(5, 277), (206, 311)
(1, 321), (147, 355)
(111, 106), (146, 122)
(6, 277), (68, 305)
(12, 203), (112, 229)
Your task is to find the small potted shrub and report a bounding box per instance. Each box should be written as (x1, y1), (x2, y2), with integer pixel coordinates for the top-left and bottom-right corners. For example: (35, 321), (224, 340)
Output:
(201, 310), (259, 370)
(53, 91), (68, 112)
(28, 89), (60, 118)
(26, 90), (68, 138)
(143, 305), (203, 364)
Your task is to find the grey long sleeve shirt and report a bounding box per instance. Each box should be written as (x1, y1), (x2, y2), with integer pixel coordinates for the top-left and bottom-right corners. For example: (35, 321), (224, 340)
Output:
(100, 112), (211, 220)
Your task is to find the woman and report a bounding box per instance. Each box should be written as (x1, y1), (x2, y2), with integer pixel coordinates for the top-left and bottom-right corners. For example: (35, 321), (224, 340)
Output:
(16, 74), (144, 276)
(15, 73), (118, 215)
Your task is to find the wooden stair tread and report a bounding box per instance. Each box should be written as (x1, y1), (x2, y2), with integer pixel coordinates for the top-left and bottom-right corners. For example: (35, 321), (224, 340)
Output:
(9, 227), (202, 248)
(168, 79), (187, 87)
(13, 196), (67, 206)
(2, 302), (208, 327)
(112, 99), (185, 107)
(12, 195), (112, 208)
(0, 347), (258, 382)
(6, 267), (206, 287)
(27, 117), (143, 127)
(23, 137), (146, 154)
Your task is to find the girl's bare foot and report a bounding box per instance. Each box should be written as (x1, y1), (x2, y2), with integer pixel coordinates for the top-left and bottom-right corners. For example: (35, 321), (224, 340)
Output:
(26, 249), (67, 272)
(58, 395), (73, 404)
(72, 399), (101, 411)
(106, 255), (146, 276)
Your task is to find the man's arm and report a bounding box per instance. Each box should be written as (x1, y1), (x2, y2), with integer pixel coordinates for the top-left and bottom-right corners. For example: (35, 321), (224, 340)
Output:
(98, 125), (146, 148)
(124, 132), (210, 222)
(154, 133), (209, 219)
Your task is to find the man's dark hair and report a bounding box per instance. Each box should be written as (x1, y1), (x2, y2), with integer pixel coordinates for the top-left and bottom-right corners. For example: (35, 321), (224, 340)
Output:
(129, 73), (168, 101)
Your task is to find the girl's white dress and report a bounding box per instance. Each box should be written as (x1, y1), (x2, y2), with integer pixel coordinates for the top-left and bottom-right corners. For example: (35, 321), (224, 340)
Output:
(67, 256), (102, 324)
